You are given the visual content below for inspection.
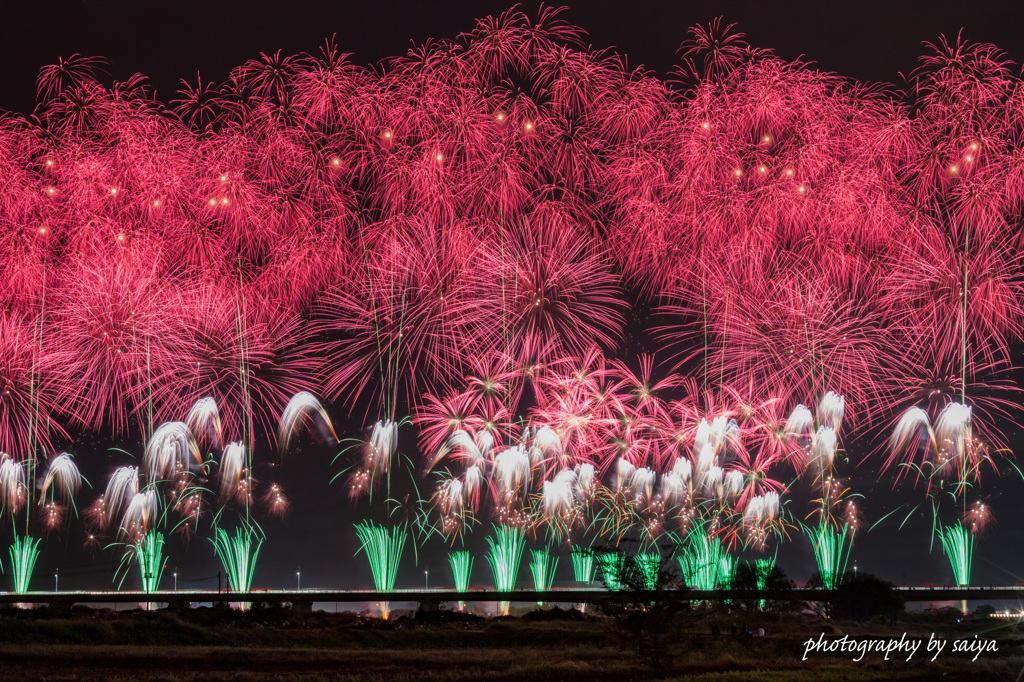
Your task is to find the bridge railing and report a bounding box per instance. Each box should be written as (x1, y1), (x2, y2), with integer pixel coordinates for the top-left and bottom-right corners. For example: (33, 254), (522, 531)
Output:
(1, 585), (1023, 605)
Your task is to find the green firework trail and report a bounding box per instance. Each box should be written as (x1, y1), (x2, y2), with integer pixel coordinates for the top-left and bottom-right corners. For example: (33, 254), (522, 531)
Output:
(448, 550), (473, 592)
(354, 520), (407, 619)
(754, 556), (776, 609)
(596, 550), (626, 591)
(485, 525), (525, 615)
(9, 535), (41, 593)
(636, 552), (661, 590)
(570, 546), (596, 583)
(135, 531), (165, 593)
(677, 522), (726, 590)
(529, 548), (558, 604)
(211, 523), (264, 594)
(808, 521), (852, 590)
(939, 521), (972, 588)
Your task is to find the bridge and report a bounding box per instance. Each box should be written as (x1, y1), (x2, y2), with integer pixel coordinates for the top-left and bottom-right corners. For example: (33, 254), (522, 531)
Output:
(1, 585), (1022, 608)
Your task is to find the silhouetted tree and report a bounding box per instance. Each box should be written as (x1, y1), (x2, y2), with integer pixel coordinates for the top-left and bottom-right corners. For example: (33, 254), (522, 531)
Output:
(595, 546), (689, 668)
(732, 561), (799, 613)
(811, 571), (904, 621)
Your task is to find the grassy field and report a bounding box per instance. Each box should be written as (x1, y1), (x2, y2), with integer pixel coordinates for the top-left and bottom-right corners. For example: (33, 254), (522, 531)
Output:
(0, 605), (1020, 681)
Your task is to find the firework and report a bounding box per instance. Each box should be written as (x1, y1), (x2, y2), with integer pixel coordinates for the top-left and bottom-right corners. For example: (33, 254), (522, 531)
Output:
(260, 483), (290, 518)
(151, 286), (320, 445)
(98, 466), (138, 530)
(448, 550), (473, 612)
(569, 546), (596, 583)
(529, 548), (558, 603)
(718, 554), (738, 590)
(120, 490), (157, 539)
(39, 453), (81, 503)
(753, 556), (776, 609)
(806, 521), (852, 591)
(0, 315), (66, 458)
(9, 535), (41, 593)
(0, 453), (26, 514)
(939, 521), (973, 588)
(448, 550), (473, 591)
(596, 550), (627, 591)
(219, 442), (247, 502)
(0, 5), (1023, 601)
(186, 397), (223, 450)
(636, 552), (661, 590)
(277, 391), (337, 453)
(133, 531), (165, 593)
(485, 524), (525, 615)
(887, 403), (993, 483)
(889, 398), (993, 610)
(676, 522), (727, 591)
(144, 422), (200, 483)
(354, 520), (406, 619)
(785, 393), (859, 592)
(211, 523), (264, 594)
(346, 421), (401, 501)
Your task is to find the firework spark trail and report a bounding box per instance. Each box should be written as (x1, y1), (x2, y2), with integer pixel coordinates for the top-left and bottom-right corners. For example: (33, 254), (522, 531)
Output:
(186, 397), (223, 448)
(485, 524), (525, 615)
(939, 521), (973, 588)
(754, 556), (776, 609)
(211, 523), (264, 594)
(277, 391), (338, 453)
(133, 531), (165, 593)
(596, 550), (626, 591)
(448, 550), (473, 592)
(1, 8), (1019, 447)
(144, 422), (200, 483)
(888, 397), (991, 601)
(0, 453), (26, 513)
(569, 546), (596, 583)
(808, 521), (853, 591)
(8, 535), (41, 593)
(448, 549), (473, 611)
(636, 552), (662, 590)
(0, 7), (1020, 594)
(39, 453), (81, 502)
(354, 520), (406, 619)
(529, 548), (558, 604)
(676, 521), (727, 591)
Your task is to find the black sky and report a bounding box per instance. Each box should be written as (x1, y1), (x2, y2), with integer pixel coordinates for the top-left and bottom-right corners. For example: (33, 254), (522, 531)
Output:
(3, 1), (1024, 114)
(4, 0), (1024, 599)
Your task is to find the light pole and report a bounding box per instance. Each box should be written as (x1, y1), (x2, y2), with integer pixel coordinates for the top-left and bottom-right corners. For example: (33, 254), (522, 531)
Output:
(424, 568), (429, 590)
(297, 568), (301, 592)
(853, 561), (858, 577)
(174, 569), (178, 591)
(54, 568), (58, 592)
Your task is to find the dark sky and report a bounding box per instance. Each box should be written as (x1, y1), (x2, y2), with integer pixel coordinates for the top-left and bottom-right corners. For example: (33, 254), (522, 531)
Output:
(4, 0), (1024, 601)
(3, 0), (1024, 114)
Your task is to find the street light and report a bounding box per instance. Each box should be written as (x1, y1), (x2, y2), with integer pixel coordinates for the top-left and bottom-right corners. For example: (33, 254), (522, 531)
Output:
(424, 568), (429, 590)
(296, 568), (301, 592)
(853, 561), (858, 577)
(54, 568), (59, 592)
(174, 569), (178, 591)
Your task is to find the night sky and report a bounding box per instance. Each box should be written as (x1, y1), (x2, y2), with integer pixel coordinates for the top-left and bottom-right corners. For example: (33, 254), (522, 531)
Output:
(4, 0), (1024, 114)
(3, 0), (1024, 598)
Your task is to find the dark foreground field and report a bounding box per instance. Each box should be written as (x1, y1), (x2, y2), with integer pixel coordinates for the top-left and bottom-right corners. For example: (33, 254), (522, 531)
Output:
(0, 604), (1021, 681)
